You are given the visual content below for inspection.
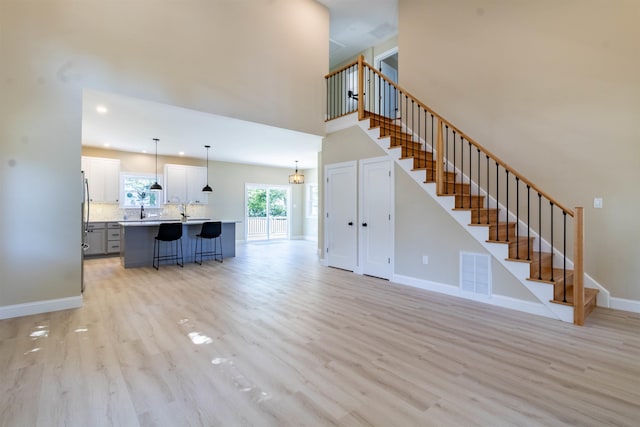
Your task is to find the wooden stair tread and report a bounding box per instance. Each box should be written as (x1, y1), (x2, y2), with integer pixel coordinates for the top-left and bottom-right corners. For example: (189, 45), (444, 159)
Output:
(527, 268), (573, 284)
(551, 288), (598, 307)
(506, 250), (551, 263)
(486, 235), (532, 244)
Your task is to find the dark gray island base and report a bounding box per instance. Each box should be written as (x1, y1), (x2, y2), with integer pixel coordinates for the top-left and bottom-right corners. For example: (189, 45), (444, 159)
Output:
(119, 220), (237, 268)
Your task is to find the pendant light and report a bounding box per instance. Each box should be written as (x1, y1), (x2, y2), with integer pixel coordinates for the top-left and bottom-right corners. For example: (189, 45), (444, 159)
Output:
(202, 145), (213, 192)
(150, 138), (162, 191)
(289, 160), (304, 184)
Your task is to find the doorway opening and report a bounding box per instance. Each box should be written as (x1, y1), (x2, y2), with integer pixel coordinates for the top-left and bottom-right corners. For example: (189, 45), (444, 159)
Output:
(374, 47), (399, 119)
(245, 184), (291, 241)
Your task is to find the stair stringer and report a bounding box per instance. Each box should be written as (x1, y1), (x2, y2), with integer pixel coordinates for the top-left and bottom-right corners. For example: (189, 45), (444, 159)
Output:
(357, 118), (574, 323)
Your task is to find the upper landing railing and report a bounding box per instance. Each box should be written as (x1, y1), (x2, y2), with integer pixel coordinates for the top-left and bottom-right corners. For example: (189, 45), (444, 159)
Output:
(325, 55), (586, 325)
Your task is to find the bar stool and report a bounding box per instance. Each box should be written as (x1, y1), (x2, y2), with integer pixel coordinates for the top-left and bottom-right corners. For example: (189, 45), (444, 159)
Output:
(153, 222), (184, 270)
(194, 221), (223, 265)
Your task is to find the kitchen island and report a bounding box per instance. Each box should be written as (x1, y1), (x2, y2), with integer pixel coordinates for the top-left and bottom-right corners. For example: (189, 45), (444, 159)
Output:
(119, 219), (238, 268)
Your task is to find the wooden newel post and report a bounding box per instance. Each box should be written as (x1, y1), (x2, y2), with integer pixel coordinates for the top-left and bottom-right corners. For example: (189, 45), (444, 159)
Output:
(357, 55), (364, 121)
(573, 207), (585, 325)
(436, 118), (444, 195)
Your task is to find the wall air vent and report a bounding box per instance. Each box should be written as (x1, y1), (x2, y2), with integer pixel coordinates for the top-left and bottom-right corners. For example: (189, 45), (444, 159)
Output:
(460, 252), (491, 296)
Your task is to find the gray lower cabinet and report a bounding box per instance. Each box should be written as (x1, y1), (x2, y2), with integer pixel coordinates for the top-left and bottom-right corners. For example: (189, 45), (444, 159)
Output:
(85, 222), (106, 255)
(106, 222), (121, 254)
(86, 222), (121, 256)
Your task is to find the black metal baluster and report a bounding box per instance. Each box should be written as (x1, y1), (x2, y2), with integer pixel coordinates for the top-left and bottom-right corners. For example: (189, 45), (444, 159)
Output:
(477, 148), (481, 222)
(417, 105), (421, 161)
(486, 155), (490, 216)
(453, 130), (457, 194)
(468, 140), (472, 213)
(516, 177), (520, 259)
(341, 69), (344, 115)
(506, 170), (509, 242)
(326, 77), (328, 119)
(527, 185), (531, 260)
(365, 67), (372, 113)
(563, 211), (567, 302)
(348, 66), (351, 114)
(431, 114), (435, 180)
(445, 126), (449, 194)
(378, 71), (381, 120)
(382, 79), (389, 117)
(339, 70), (343, 117)
(538, 192), (542, 280)
(329, 75), (333, 119)
(411, 100), (415, 158)
(495, 162), (499, 240)
(550, 202), (554, 282)
(351, 65), (355, 114)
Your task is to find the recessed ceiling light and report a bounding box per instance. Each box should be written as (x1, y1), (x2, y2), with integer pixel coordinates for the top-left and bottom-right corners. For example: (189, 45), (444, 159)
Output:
(96, 105), (108, 114)
(103, 143), (110, 147)
(179, 151), (185, 156)
(142, 150), (147, 154)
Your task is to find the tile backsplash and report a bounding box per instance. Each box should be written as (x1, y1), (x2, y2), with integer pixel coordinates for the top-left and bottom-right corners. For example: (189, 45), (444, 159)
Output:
(90, 203), (209, 222)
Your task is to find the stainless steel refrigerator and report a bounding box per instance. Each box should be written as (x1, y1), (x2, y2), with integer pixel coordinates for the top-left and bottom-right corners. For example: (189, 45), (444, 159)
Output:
(81, 171), (90, 293)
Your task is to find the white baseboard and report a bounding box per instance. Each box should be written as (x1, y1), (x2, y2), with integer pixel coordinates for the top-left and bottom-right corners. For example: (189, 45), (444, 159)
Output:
(0, 295), (83, 320)
(392, 274), (555, 319)
(610, 297), (640, 314)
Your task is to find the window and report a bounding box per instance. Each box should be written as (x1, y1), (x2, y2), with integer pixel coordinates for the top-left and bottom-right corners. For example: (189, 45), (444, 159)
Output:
(120, 173), (163, 208)
(306, 184), (318, 218)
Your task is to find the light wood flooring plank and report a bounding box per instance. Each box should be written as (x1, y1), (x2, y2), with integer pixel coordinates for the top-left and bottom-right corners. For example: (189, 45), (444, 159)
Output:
(1, 240), (639, 426)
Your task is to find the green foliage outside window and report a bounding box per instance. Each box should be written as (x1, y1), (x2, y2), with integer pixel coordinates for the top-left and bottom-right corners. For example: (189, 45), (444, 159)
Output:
(247, 188), (287, 217)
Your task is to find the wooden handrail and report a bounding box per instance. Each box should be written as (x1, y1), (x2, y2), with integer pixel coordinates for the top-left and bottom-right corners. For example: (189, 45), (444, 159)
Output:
(573, 207), (585, 325)
(324, 59), (359, 79)
(362, 62), (574, 217)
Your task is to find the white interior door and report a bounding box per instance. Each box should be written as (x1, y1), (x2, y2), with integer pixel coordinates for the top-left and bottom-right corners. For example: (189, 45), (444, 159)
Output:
(325, 162), (357, 271)
(359, 157), (393, 279)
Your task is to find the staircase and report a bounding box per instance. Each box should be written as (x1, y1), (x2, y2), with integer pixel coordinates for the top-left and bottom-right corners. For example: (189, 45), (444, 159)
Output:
(368, 112), (597, 321)
(326, 56), (599, 325)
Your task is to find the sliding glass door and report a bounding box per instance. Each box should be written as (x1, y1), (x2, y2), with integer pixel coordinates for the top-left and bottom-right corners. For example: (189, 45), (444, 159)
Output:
(245, 184), (290, 241)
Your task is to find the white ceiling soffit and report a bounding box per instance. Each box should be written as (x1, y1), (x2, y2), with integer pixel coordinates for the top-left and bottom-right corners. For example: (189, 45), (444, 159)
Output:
(318, 0), (398, 69)
(82, 89), (322, 170)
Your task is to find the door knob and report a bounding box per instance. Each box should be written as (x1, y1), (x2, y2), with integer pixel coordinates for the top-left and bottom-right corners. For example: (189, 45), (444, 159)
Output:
(348, 222), (353, 226)
(362, 222), (368, 227)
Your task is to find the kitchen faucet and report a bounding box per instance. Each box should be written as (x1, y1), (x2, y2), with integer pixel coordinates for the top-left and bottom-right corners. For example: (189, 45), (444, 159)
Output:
(140, 205), (146, 219)
(180, 202), (189, 221)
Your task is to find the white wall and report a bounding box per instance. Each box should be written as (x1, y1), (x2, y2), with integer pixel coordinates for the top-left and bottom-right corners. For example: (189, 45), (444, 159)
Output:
(0, 0), (328, 309)
(398, 0), (640, 300)
(322, 124), (535, 302)
(302, 168), (319, 241)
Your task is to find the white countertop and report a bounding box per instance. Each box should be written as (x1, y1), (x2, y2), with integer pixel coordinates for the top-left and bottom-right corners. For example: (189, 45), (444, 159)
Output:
(119, 219), (240, 227)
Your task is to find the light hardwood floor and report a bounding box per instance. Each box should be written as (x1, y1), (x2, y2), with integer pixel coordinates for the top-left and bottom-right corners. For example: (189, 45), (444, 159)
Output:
(1, 240), (639, 426)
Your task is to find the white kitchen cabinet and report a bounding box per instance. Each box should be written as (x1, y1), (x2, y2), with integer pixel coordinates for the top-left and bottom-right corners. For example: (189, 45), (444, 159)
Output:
(186, 166), (208, 204)
(164, 164), (208, 204)
(82, 156), (121, 203)
(164, 164), (187, 204)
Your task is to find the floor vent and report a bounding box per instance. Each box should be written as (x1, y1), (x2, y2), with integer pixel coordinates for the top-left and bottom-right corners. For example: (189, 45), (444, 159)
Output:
(460, 252), (492, 296)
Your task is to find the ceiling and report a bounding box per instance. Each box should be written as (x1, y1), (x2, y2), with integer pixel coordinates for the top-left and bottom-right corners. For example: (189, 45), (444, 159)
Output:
(82, 89), (322, 169)
(318, 0), (398, 69)
(81, 2), (397, 169)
